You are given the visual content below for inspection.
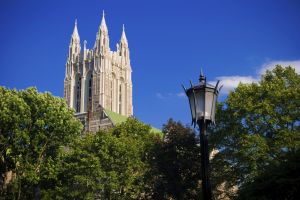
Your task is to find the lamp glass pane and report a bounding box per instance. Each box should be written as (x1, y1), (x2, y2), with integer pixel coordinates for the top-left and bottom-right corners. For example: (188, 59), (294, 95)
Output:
(187, 91), (196, 121)
(205, 90), (214, 120)
(211, 92), (218, 122)
(194, 89), (205, 120)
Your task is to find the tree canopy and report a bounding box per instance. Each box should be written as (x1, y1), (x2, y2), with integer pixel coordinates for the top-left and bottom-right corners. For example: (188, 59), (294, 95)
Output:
(236, 149), (300, 200)
(55, 117), (159, 199)
(210, 65), (300, 199)
(148, 119), (201, 200)
(0, 87), (82, 199)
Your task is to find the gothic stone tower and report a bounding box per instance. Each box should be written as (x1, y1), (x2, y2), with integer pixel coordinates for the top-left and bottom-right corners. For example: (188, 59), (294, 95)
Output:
(64, 12), (133, 132)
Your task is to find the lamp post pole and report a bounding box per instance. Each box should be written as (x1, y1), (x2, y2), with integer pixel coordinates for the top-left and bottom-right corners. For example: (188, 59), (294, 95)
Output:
(182, 70), (221, 200)
(198, 120), (212, 200)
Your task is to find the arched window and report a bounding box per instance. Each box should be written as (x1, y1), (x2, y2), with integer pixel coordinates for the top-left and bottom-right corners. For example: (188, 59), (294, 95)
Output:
(119, 84), (122, 114)
(76, 77), (81, 113)
(110, 80), (113, 110)
(88, 74), (93, 102)
(111, 73), (116, 111)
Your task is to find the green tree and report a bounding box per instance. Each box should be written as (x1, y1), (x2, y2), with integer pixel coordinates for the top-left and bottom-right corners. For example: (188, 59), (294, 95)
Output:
(209, 66), (300, 199)
(149, 119), (201, 200)
(56, 118), (159, 199)
(0, 87), (82, 199)
(237, 150), (300, 200)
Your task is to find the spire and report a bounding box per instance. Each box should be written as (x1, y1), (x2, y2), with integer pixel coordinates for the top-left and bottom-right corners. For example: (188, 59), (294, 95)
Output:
(94, 10), (110, 53)
(72, 19), (80, 40)
(100, 10), (107, 31)
(68, 19), (81, 61)
(120, 24), (128, 43)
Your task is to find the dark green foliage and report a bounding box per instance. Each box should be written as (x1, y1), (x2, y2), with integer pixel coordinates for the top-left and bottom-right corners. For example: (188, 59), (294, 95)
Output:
(53, 118), (201, 199)
(237, 150), (300, 200)
(148, 119), (202, 200)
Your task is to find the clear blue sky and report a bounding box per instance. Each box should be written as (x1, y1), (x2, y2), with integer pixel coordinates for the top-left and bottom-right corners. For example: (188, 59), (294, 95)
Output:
(1, 0), (300, 128)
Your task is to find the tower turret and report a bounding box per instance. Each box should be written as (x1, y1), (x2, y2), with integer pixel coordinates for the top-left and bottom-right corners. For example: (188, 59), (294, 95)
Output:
(68, 19), (81, 62)
(94, 11), (110, 55)
(119, 24), (129, 63)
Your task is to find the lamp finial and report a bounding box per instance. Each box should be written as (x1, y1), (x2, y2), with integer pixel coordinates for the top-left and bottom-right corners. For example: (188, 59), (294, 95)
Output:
(199, 68), (206, 83)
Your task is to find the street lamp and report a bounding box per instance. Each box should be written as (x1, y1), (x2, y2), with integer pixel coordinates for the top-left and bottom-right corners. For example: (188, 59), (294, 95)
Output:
(182, 70), (221, 200)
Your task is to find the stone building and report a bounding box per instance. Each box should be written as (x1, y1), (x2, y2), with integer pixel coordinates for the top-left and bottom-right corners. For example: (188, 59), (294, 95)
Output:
(64, 11), (133, 132)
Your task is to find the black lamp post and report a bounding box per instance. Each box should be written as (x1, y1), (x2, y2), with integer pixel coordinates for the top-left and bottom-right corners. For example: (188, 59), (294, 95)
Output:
(182, 70), (221, 200)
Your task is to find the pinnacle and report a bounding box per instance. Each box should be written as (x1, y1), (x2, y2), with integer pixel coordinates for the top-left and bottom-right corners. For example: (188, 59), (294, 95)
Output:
(72, 19), (80, 40)
(121, 24), (128, 43)
(100, 10), (108, 31)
